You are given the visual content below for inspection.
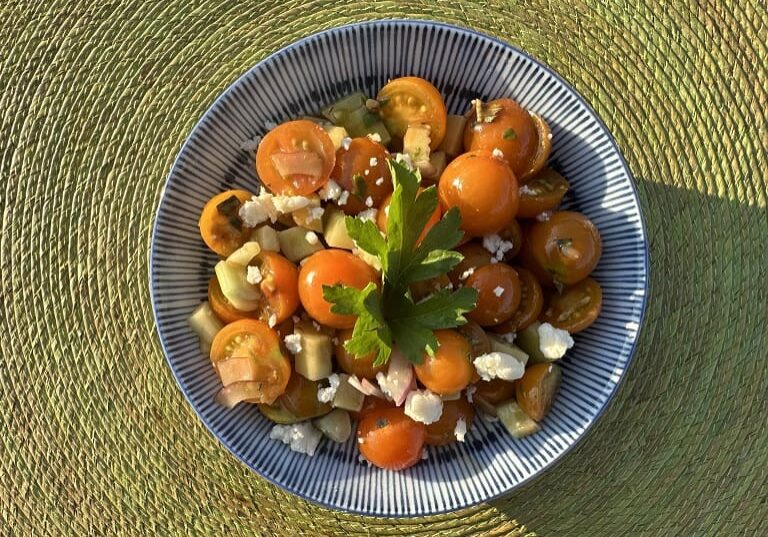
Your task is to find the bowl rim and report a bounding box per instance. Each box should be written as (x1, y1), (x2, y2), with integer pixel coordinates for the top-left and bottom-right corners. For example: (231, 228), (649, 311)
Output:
(149, 18), (650, 517)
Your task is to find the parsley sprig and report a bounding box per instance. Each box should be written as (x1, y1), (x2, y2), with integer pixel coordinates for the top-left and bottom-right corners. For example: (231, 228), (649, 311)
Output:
(323, 160), (478, 365)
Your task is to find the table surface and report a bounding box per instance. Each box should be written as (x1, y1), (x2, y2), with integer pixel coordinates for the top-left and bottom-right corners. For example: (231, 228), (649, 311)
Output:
(1, 1), (766, 535)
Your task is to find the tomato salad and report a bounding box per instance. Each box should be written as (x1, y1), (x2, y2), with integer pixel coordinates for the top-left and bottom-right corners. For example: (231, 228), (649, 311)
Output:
(188, 77), (603, 469)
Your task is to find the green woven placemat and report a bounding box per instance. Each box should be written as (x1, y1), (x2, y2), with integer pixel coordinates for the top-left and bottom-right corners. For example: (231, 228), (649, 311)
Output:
(1, 1), (766, 535)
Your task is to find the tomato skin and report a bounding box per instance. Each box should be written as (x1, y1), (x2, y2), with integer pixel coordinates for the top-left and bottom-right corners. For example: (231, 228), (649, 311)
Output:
(278, 371), (332, 419)
(377, 77), (447, 148)
(474, 378), (517, 406)
(457, 320), (491, 358)
(298, 249), (380, 329)
(199, 190), (254, 257)
(465, 264), (522, 326)
(357, 407), (426, 470)
(490, 267), (543, 333)
(208, 276), (257, 324)
(520, 211), (602, 287)
(463, 98), (538, 179)
(438, 151), (519, 236)
(331, 137), (392, 214)
(414, 330), (475, 395)
(541, 277), (602, 333)
(335, 328), (387, 380)
(209, 319), (291, 404)
(448, 242), (492, 286)
(255, 120), (336, 195)
(516, 363), (562, 421)
(517, 168), (569, 218)
(425, 397), (474, 446)
(352, 396), (396, 421)
(377, 189), (441, 243)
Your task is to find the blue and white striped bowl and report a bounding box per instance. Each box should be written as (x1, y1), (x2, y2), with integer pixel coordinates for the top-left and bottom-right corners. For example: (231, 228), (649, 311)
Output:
(150, 20), (649, 516)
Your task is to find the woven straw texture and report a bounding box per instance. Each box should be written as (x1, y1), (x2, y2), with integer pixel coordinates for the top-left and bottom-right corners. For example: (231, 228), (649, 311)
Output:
(1, 1), (766, 535)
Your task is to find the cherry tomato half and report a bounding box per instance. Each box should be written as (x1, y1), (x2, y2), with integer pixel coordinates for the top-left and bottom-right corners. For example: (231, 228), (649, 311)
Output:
(517, 168), (569, 218)
(256, 120), (336, 196)
(425, 397), (475, 446)
(474, 378), (517, 407)
(208, 275), (257, 324)
(516, 363), (562, 421)
(438, 151), (518, 236)
(298, 249), (380, 329)
(331, 137), (392, 215)
(278, 370), (332, 420)
(199, 190), (254, 257)
(520, 211), (602, 287)
(209, 319), (291, 405)
(335, 328), (387, 380)
(541, 277), (602, 333)
(457, 320), (491, 358)
(357, 407), (426, 470)
(377, 77), (447, 149)
(465, 263), (522, 326)
(249, 251), (300, 325)
(490, 267), (543, 333)
(414, 330), (475, 395)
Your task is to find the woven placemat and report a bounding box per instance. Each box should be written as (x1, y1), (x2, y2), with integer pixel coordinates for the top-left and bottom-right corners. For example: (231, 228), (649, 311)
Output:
(1, 1), (766, 535)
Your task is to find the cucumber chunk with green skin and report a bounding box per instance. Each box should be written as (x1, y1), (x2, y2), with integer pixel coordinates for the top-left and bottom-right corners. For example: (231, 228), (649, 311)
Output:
(250, 225), (280, 252)
(321, 92), (392, 146)
(332, 374), (365, 412)
(515, 321), (550, 363)
(323, 206), (355, 250)
(496, 400), (540, 439)
(214, 260), (260, 311)
(487, 335), (529, 366)
(188, 302), (223, 348)
(277, 226), (324, 262)
(314, 408), (352, 442)
(321, 92), (368, 123)
(294, 327), (333, 381)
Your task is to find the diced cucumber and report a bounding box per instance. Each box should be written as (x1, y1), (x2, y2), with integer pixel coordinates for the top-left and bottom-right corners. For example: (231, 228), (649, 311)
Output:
(438, 114), (468, 157)
(496, 400), (540, 439)
(515, 321), (550, 363)
(403, 124), (432, 166)
(214, 260), (260, 311)
(301, 115), (329, 125)
(294, 327), (333, 381)
(321, 92), (368, 123)
(323, 206), (355, 250)
(343, 107), (392, 146)
(487, 335), (529, 366)
(226, 241), (262, 266)
(188, 302), (223, 348)
(250, 225), (280, 252)
(277, 226), (324, 262)
(323, 125), (349, 151)
(313, 409), (352, 442)
(332, 374), (365, 412)
(259, 401), (302, 424)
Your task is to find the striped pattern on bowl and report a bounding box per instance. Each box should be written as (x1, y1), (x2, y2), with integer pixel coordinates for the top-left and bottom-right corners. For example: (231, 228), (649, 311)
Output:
(150, 20), (649, 517)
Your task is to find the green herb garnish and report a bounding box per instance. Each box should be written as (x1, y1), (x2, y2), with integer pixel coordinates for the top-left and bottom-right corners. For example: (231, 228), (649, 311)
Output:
(323, 160), (478, 366)
(503, 127), (517, 140)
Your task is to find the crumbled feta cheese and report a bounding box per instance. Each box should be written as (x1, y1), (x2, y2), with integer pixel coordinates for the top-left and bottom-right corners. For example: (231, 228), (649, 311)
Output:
(404, 390), (443, 425)
(547, 132), (553, 140)
(452, 177), (462, 189)
(364, 196), (373, 207)
(465, 384), (477, 403)
(246, 265), (263, 285)
(239, 191), (278, 226)
(341, 137), (352, 150)
(369, 157), (378, 167)
(459, 267), (475, 281)
(499, 332), (517, 344)
(264, 120), (277, 130)
(482, 233), (515, 262)
(472, 124), (482, 133)
(367, 133), (382, 143)
(307, 206), (325, 222)
(493, 286), (505, 297)
(272, 195), (311, 213)
(491, 148), (505, 159)
(536, 211), (552, 222)
(375, 177), (384, 186)
(357, 208), (378, 222)
(283, 333), (302, 354)
(319, 179), (342, 201)
(239, 135), (262, 152)
(337, 190), (350, 206)
(364, 169), (370, 176)
(268, 313), (277, 327)
(454, 418), (467, 442)
(305, 231), (319, 245)
(357, 437), (364, 444)
(538, 322), (574, 360)
(519, 184), (536, 195)
(317, 373), (341, 403)
(269, 422), (322, 456)
(473, 352), (525, 382)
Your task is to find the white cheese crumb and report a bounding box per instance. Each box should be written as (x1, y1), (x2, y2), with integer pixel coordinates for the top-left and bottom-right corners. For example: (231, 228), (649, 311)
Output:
(357, 437), (364, 444)
(493, 286), (505, 297)
(452, 177), (462, 189)
(375, 177), (384, 186)
(404, 390), (443, 425)
(459, 267), (475, 281)
(341, 137), (352, 150)
(364, 196), (373, 207)
(538, 322), (575, 360)
(465, 384), (477, 403)
(364, 169), (370, 176)
(239, 135), (262, 152)
(305, 231), (319, 245)
(307, 206), (325, 222)
(283, 333), (302, 354)
(246, 265), (263, 285)
(369, 157), (378, 167)
(264, 120), (277, 130)
(499, 332), (517, 344)
(317, 373), (341, 403)
(319, 179), (342, 201)
(491, 148), (505, 159)
(272, 195), (311, 214)
(367, 133), (382, 143)
(519, 184), (536, 195)
(269, 422), (322, 456)
(482, 233), (515, 262)
(473, 352), (525, 382)
(268, 313), (277, 327)
(239, 191), (278, 227)
(394, 152), (415, 170)
(337, 190), (350, 206)
(357, 208), (378, 222)
(536, 211), (552, 222)
(454, 418), (467, 442)
(547, 132), (553, 140)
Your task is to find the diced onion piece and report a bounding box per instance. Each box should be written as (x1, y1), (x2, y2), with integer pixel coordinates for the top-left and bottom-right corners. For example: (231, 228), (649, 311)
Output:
(215, 356), (274, 387)
(188, 302), (223, 347)
(215, 381), (275, 408)
(271, 151), (323, 178)
(376, 349), (414, 406)
(348, 375), (386, 399)
(226, 241), (261, 266)
(214, 260), (261, 311)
